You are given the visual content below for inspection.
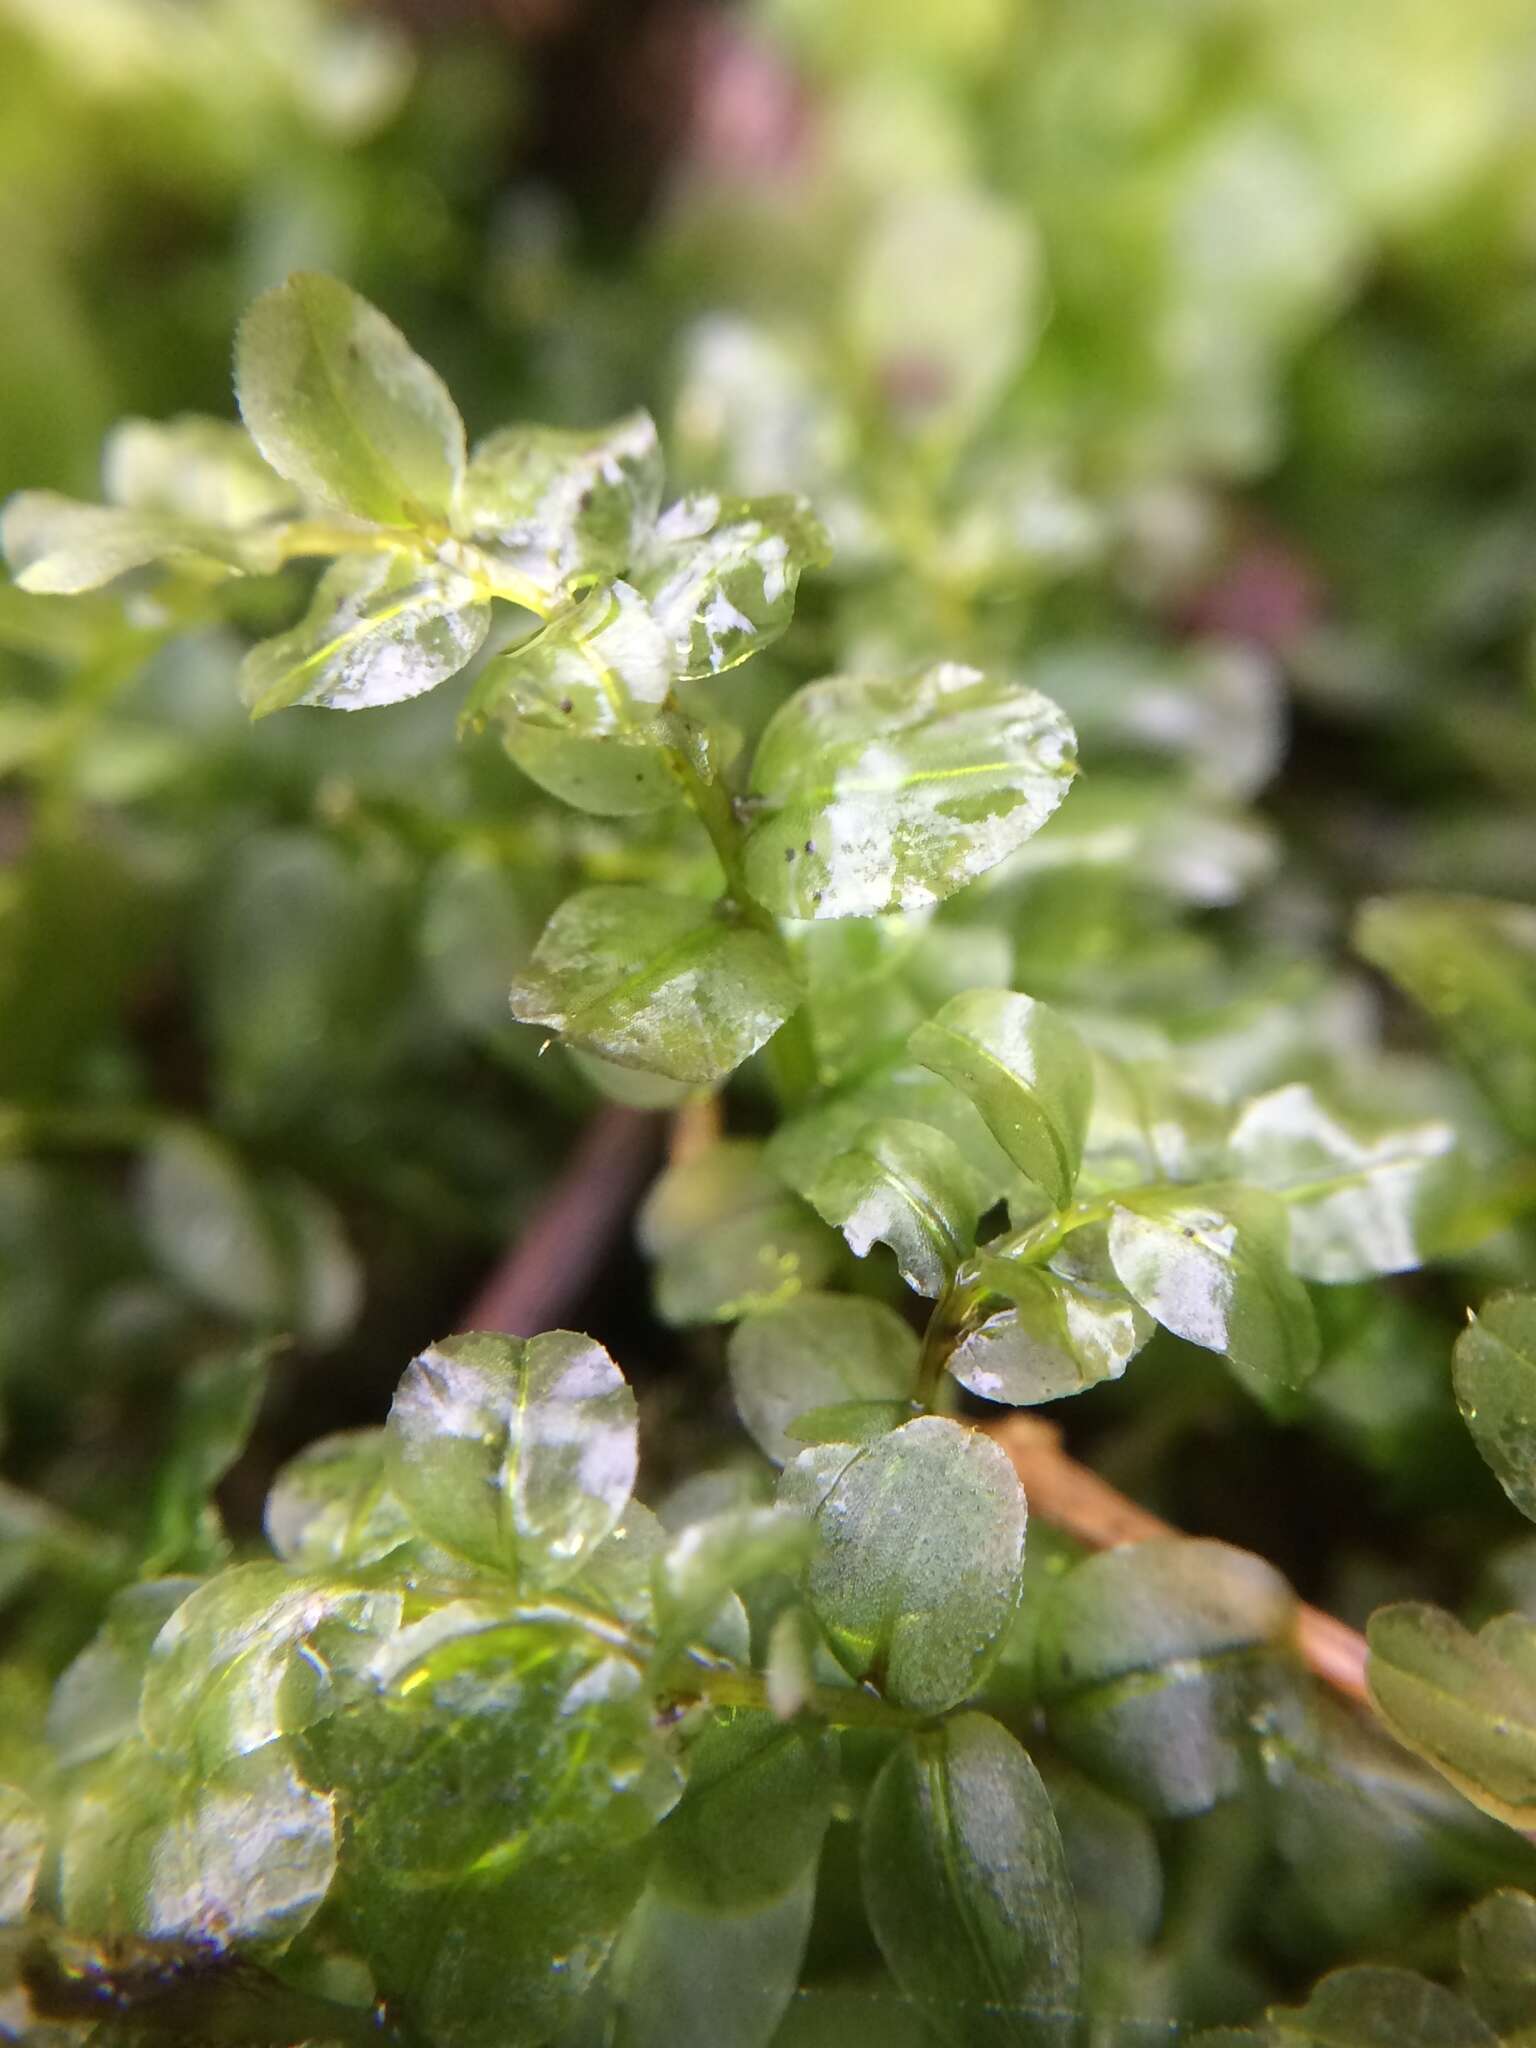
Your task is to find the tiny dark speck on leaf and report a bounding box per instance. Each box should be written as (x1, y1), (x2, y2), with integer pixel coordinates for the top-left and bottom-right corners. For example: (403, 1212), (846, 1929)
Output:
(804, 839), (816, 854)
(784, 846), (795, 862)
(1182, 1226), (1197, 1239)
(560, 698), (574, 714)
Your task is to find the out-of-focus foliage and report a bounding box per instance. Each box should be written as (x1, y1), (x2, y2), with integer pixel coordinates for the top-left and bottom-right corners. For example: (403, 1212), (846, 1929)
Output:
(6, 0), (1536, 2042)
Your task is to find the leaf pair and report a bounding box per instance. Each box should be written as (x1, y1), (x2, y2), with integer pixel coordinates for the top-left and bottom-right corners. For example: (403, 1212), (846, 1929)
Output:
(508, 673), (1078, 1089)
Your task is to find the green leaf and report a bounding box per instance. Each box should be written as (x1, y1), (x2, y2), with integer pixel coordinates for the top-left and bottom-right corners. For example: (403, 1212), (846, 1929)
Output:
(1367, 1603), (1536, 1830)
(502, 716), (683, 816)
(139, 1128), (288, 1324)
(458, 412), (663, 593)
(103, 414), (299, 526)
(0, 1785), (44, 1924)
(62, 1739), (336, 1948)
(847, 187), (1041, 443)
(742, 664), (1076, 919)
(609, 1869), (816, 2048)
(139, 1563), (403, 1770)
(861, 1713), (1080, 2048)
(469, 580), (674, 728)
(790, 1416), (1026, 1713)
(301, 1608), (679, 2048)
(634, 491), (829, 679)
(910, 990), (1093, 1207)
(144, 1342), (270, 1573)
(652, 1709), (837, 1911)
(1227, 1081), (1459, 1282)
(235, 273), (465, 524)
(950, 1247), (1153, 1407)
(770, 1057), (1016, 1213)
(1455, 1293), (1536, 1524)
(806, 1116), (979, 1298)
(728, 1293), (919, 1464)
(1036, 1754), (1162, 1949)
(386, 1329), (637, 1583)
(511, 886), (801, 1085)
(651, 1506), (814, 1677)
(1037, 1538), (1307, 1817)
(1107, 1185), (1319, 1390)
(1, 490), (249, 593)
(1264, 1966), (1497, 2046)
(1356, 893), (1536, 1143)
(638, 1142), (839, 1325)
(785, 1398), (917, 1445)
(1461, 1889), (1536, 2043)
(240, 552), (490, 717)
(48, 1578), (202, 1769)
(470, 581), (681, 815)
(264, 1428), (416, 1572)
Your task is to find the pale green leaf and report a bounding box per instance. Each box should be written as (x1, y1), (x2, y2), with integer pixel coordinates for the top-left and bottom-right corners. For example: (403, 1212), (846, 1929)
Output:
(1455, 1292), (1536, 1524)
(61, 1739), (336, 1948)
(48, 1578), (202, 1769)
(240, 551), (490, 717)
(910, 989), (1093, 1206)
(638, 1142), (839, 1324)
(458, 412), (663, 594)
(103, 414), (298, 526)
(1265, 1966), (1497, 2046)
(139, 1563), (403, 1770)
(1460, 1888), (1536, 2043)
(0, 1785), (44, 1924)
(848, 187), (1042, 442)
(951, 1248), (1153, 1407)
(652, 1506), (814, 1676)
(806, 1116), (979, 1298)
(235, 273), (465, 524)
(502, 716), (683, 815)
(1227, 1081), (1459, 1281)
(2, 490), (247, 594)
(264, 1428), (415, 1572)
(1356, 893), (1536, 1144)
(1367, 1603), (1536, 1831)
(468, 579), (674, 728)
(470, 581), (681, 814)
(1107, 1184), (1319, 1390)
(792, 1415), (1026, 1713)
(386, 1329), (637, 1583)
(786, 1398), (916, 1445)
(861, 1713), (1080, 2048)
(139, 1128), (287, 1324)
(511, 885), (801, 1085)
(144, 1342), (270, 1573)
(728, 1293), (919, 1464)
(635, 490), (829, 679)
(742, 663), (1076, 920)
(770, 1056), (1015, 1213)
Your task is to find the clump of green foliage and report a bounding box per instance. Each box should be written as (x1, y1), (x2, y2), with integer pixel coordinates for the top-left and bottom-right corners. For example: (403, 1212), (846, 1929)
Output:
(6, 1), (1536, 2044)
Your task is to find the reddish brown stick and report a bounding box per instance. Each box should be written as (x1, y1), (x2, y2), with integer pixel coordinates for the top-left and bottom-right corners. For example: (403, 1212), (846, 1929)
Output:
(463, 1104), (663, 1337)
(987, 1414), (1370, 1708)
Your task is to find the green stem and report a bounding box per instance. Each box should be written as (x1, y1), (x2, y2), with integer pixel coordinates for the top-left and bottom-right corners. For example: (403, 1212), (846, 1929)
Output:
(985, 1195), (1114, 1270)
(688, 1665), (923, 1731)
(666, 741), (819, 1110)
(914, 1195), (1116, 1409)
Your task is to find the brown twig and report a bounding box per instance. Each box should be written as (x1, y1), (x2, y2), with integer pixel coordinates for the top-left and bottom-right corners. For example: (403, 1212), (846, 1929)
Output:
(987, 1414), (1370, 1709)
(463, 1105), (663, 1336)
